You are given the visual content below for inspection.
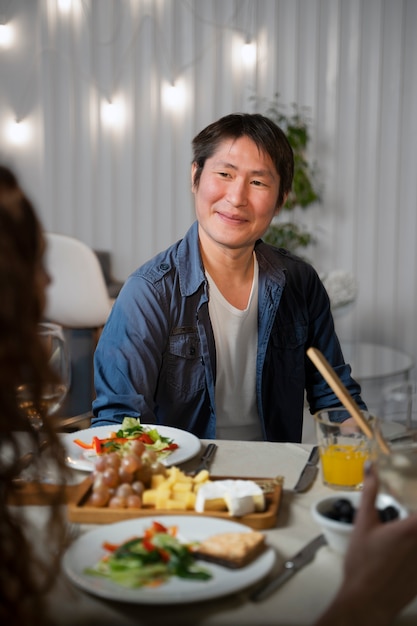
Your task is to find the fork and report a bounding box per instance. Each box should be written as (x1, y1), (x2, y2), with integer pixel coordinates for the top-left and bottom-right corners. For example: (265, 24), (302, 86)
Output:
(188, 443), (217, 476)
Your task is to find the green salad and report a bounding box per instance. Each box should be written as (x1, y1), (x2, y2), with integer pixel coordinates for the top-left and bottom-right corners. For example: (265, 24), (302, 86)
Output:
(74, 417), (179, 460)
(85, 521), (212, 588)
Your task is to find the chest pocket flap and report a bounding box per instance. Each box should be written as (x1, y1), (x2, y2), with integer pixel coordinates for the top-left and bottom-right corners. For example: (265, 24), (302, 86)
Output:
(169, 328), (201, 359)
(271, 324), (307, 349)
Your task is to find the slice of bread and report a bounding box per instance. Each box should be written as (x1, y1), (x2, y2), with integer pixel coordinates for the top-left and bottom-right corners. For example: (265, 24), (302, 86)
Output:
(192, 531), (266, 569)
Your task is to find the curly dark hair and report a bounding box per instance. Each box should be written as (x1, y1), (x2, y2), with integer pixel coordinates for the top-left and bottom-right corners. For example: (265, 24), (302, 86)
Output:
(191, 113), (294, 209)
(0, 166), (71, 626)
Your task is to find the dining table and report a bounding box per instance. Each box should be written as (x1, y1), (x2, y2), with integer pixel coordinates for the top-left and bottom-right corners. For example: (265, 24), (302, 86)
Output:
(16, 437), (417, 626)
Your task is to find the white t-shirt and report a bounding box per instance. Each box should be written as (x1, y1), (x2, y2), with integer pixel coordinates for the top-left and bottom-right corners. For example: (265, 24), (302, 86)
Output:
(206, 255), (263, 440)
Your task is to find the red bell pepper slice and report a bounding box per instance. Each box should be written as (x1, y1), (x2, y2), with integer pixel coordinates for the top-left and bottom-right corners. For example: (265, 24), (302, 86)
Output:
(163, 443), (179, 451)
(92, 436), (102, 454)
(152, 521), (168, 533)
(142, 537), (155, 552)
(138, 433), (154, 445)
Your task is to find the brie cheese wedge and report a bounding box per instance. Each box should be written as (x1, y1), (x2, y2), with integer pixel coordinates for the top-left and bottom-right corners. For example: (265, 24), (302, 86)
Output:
(195, 479), (265, 516)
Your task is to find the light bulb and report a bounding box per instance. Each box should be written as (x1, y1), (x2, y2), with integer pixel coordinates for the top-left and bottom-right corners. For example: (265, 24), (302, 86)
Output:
(162, 81), (186, 111)
(5, 119), (31, 145)
(57, 0), (72, 12)
(101, 99), (125, 128)
(0, 23), (14, 47)
(241, 41), (257, 66)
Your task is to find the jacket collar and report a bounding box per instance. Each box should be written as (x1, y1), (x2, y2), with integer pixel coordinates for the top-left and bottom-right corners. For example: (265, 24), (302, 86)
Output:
(177, 221), (206, 297)
(177, 221), (287, 296)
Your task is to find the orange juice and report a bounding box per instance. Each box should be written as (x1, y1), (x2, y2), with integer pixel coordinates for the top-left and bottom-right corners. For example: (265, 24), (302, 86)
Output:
(320, 443), (369, 489)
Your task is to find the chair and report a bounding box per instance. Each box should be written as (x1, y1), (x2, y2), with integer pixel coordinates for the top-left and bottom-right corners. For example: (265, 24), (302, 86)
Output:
(43, 233), (113, 420)
(44, 233), (112, 328)
(94, 249), (124, 299)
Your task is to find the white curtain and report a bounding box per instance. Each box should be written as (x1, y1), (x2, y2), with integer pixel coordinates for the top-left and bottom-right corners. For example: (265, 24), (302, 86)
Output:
(1, 0), (416, 377)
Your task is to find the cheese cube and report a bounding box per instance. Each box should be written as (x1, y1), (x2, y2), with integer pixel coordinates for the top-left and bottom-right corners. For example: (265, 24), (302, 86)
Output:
(165, 498), (187, 510)
(172, 481), (192, 493)
(151, 474), (166, 488)
(193, 469), (210, 483)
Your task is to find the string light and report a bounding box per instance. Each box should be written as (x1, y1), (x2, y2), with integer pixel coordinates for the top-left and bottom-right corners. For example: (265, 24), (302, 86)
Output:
(1, 6), (258, 140)
(162, 80), (186, 111)
(57, 0), (73, 13)
(241, 40), (257, 66)
(5, 119), (31, 145)
(100, 98), (126, 129)
(0, 23), (13, 47)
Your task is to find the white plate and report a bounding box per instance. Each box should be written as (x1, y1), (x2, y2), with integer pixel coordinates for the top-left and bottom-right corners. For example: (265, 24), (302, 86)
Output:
(61, 425), (201, 472)
(63, 515), (275, 604)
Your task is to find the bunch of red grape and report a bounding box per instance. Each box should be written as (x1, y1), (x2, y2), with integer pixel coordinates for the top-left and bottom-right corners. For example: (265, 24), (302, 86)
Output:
(86, 439), (166, 508)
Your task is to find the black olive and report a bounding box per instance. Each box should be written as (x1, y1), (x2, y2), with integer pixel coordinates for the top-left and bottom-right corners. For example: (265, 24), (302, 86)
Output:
(323, 498), (355, 523)
(334, 498), (355, 522)
(322, 499), (400, 525)
(378, 505), (400, 523)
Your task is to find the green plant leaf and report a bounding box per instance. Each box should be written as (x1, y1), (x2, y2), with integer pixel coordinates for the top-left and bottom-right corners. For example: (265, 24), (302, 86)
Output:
(263, 222), (314, 253)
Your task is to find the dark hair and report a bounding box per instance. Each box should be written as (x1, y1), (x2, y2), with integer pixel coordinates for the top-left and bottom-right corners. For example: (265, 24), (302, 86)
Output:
(191, 113), (294, 208)
(0, 166), (70, 626)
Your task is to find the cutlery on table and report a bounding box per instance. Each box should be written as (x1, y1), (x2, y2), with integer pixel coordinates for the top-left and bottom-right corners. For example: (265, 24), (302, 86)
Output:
(292, 445), (319, 493)
(250, 534), (327, 602)
(56, 411), (93, 431)
(188, 443), (217, 476)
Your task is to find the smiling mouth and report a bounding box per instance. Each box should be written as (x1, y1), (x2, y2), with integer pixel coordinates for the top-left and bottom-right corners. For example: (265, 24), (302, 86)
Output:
(216, 211), (248, 224)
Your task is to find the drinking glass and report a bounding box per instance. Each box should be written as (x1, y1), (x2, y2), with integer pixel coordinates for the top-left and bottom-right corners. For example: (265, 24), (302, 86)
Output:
(16, 322), (71, 430)
(374, 428), (417, 513)
(314, 407), (375, 490)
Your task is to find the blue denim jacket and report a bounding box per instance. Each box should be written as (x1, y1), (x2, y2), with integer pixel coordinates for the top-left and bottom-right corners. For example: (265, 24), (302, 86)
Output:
(92, 221), (365, 441)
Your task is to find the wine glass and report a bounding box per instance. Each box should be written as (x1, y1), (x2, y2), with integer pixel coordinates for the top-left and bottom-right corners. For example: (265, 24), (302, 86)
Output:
(16, 322), (71, 430)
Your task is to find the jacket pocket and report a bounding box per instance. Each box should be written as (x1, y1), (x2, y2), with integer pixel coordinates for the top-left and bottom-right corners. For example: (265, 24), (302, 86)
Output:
(269, 323), (307, 381)
(164, 328), (206, 395)
(271, 323), (307, 349)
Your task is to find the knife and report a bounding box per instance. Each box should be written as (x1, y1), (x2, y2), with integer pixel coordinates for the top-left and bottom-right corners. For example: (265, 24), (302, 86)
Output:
(250, 534), (327, 602)
(189, 443), (217, 476)
(293, 445), (320, 492)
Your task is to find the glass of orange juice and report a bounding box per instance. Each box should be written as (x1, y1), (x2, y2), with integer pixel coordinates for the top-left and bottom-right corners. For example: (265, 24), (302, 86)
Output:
(314, 407), (375, 490)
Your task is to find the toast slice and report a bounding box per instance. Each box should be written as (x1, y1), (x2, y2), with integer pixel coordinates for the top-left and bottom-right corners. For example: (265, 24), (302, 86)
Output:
(193, 531), (266, 569)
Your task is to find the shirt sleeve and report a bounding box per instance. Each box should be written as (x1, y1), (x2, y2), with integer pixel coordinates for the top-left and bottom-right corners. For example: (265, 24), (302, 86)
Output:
(92, 273), (169, 427)
(304, 270), (367, 415)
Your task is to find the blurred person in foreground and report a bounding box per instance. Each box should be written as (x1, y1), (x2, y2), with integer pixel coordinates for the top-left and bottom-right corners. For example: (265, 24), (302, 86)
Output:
(1, 166), (417, 626)
(0, 165), (70, 626)
(92, 112), (365, 440)
(315, 462), (417, 626)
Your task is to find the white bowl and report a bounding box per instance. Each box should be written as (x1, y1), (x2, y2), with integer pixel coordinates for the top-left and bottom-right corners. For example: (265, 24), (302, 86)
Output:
(311, 491), (408, 555)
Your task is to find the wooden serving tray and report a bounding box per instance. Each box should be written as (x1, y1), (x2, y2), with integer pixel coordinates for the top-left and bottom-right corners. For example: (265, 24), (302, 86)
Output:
(8, 481), (80, 506)
(67, 475), (284, 530)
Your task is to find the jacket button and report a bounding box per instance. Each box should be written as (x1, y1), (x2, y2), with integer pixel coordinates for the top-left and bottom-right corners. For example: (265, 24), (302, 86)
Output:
(159, 263), (169, 271)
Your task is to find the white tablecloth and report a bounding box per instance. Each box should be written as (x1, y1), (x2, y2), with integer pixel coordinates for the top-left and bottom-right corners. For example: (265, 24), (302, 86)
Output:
(22, 440), (417, 625)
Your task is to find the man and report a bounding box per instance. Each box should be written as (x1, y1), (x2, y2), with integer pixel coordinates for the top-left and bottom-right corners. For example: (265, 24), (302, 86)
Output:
(92, 113), (364, 440)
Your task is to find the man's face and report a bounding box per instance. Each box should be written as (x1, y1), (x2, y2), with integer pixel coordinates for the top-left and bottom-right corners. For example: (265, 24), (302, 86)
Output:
(192, 135), (281, 252)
